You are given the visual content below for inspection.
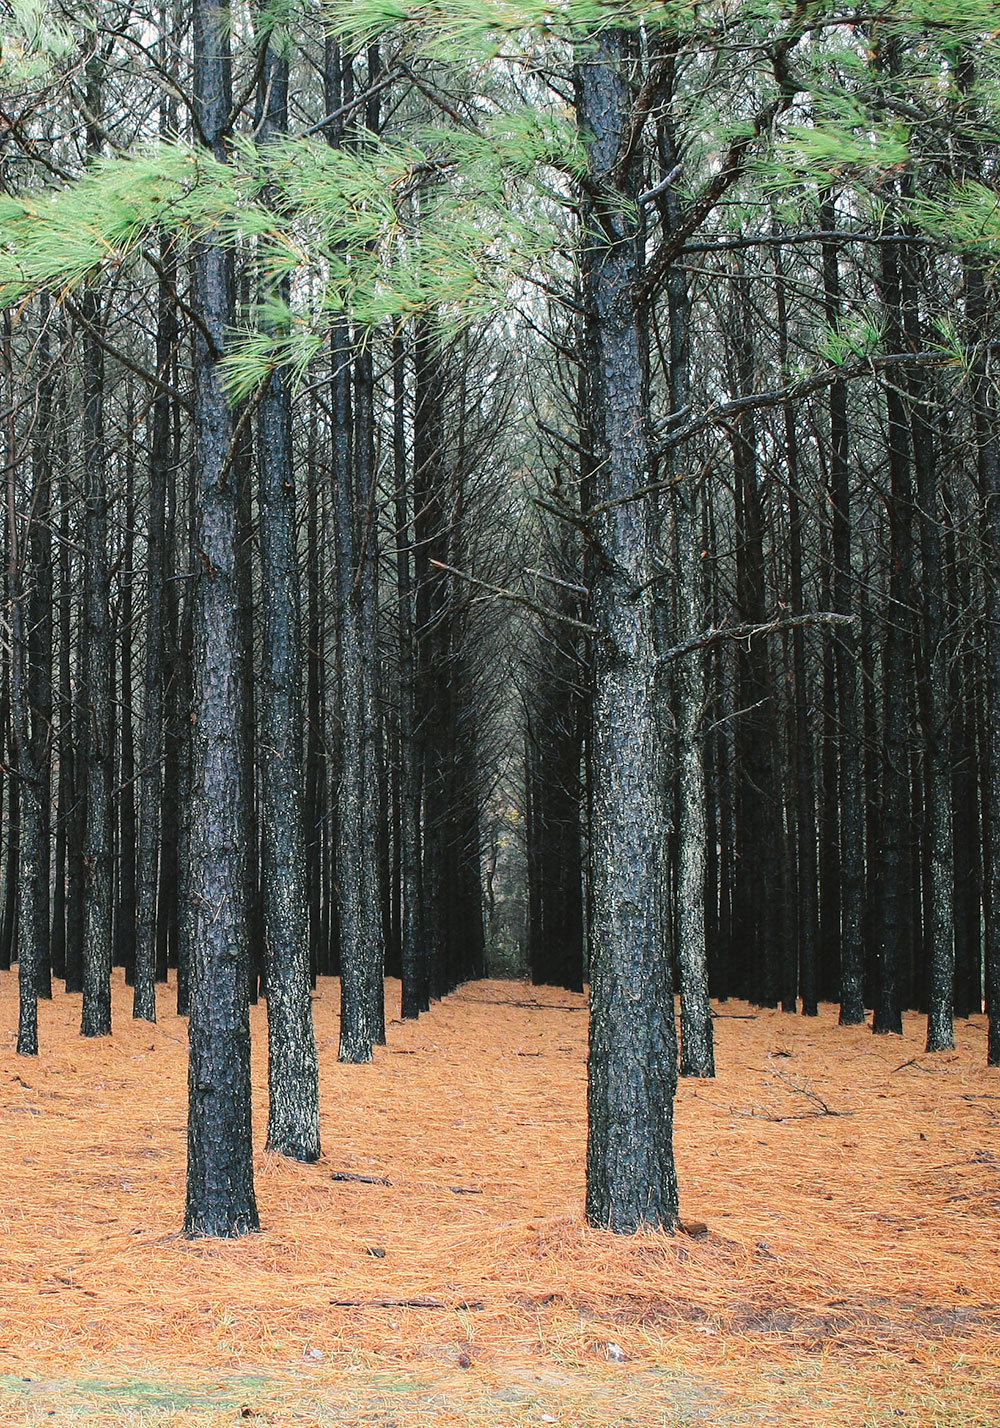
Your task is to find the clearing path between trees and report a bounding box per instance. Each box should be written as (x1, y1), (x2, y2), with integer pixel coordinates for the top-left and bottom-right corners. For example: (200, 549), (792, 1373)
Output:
(0, 977), (997, 1427)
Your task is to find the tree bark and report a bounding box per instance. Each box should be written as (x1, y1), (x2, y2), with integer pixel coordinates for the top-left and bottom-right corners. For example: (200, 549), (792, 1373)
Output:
(256, 27), (321, 1160)
(184, 0), (259, 1238)
(577, 28), (679, 1232)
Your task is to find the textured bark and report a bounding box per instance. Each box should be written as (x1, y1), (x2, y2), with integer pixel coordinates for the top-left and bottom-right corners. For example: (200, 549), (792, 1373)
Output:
(730, 269), (784, 1010)
(668, 248), (713, 1074)
(898, 234), (954, 1054)
(116, 397), (137, 985)
(393, 334), (426, 1019)
(304, 409), (326, 983)
(577, 28), (679, 1233)
(28, 307), (53, 1001)
(256, 31), (320, 1161)
(184, 0), (259, 1239)
(965, 258), (1000, 1064)
(873, 239), (913, 1035)
(821, 214), (865, 1026)
(4, 316), (38, 1053)
(79, 283), (114, 1039)
(133, 235), (174, 1024)
(773, 233), (818, 1016)
(325, 42), (385, 1062)
(412, 324), (449, 1002)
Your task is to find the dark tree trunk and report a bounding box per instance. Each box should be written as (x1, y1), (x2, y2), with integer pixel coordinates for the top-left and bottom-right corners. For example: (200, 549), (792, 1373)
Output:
(116, 394), (137, 986)
(325, 40), (385, 1061)
(134, 233), (175, 1023)
(4, 316), (38, 1053)
(184, 0), (259, 1238)
(821, 210), (865, 1026)
(576, 28), (679, 1233)
(255, 29), (320, 1160)
(393, 333), (426, 1019)
(899, 233), (954, 1053)
(79, 281), (114, 1038)
(729, 266), (784, 1011)
(666, 230), (713, 1074)
(773, 232), (818, 1015)
(873, 239), (913, 1035)
(966, 260), (1000, 1063)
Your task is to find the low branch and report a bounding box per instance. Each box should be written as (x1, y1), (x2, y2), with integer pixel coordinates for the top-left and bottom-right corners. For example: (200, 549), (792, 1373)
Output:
(429, 560), (598, 635)
(659, 611), (853, 663)
(657, 352), (948, 457)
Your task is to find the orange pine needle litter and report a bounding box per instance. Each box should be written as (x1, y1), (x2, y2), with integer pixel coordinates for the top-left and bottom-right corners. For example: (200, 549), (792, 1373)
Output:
(0, 974), (997, 1426)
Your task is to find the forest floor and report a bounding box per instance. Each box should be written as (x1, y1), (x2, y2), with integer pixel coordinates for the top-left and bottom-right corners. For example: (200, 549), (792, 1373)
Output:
(0, 976), (997, 1428)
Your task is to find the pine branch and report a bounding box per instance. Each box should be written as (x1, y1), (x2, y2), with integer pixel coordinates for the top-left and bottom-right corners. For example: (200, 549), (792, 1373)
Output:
(658, 611), (854, 663)
(429, 560), (597, 634)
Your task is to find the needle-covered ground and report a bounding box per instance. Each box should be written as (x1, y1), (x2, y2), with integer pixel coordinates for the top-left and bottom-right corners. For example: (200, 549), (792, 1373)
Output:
(0, 975), (996, 1427)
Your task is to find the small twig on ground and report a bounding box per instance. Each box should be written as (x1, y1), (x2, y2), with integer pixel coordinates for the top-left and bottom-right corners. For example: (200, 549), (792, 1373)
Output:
(892, 1058), (947, 1074)
(331, 1172), (392, 1186)
(734, 1057), (854, 1121)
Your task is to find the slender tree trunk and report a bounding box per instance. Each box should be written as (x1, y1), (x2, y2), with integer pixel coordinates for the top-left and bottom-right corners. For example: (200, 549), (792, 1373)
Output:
(80, 280), (113, 1038)
(325, 40), (384, 1061)
(773, 232), (818, 1015)
(898, 232), (954, 1052)
(4, 317), (38, 1053)
(133, 235), (175, 1023)
(821, 209), (865, 1025)
(394, 333), (426, 1019)
(184, 0), (259, 1238)
(667, 246), (713, 1075)
(873, 239), (913, 1034)
(256, 29), (320, 1160)
(116, 394), (137, 985)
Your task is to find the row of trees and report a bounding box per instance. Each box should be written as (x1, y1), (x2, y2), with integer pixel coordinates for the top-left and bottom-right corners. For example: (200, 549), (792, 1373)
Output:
(0, 0), (998, 1235)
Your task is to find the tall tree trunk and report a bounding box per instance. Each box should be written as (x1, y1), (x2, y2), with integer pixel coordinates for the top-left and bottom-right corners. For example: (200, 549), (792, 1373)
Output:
(576, 28), (679, 1232)
(821, 207), (865, 1025)
(133, 232), (175, 1023)
(394, 333), (426, 1019)
(79, 56), (114, 1039)
(4, 317), (38, 1052)
(325, 40), (385, 1061)
(116, 392), (137, 985)
(899, 231), (954, 1053)
(667, 234), (713, 1074)
(873, 238), (913, 1035)
(256, 26), (320, 1160)
(184, 0), (259, 1238)
(773, 231), (819, 1015)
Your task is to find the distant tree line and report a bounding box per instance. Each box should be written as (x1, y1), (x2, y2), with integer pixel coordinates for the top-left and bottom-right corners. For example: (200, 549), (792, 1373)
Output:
(0, 0), (998, 1236)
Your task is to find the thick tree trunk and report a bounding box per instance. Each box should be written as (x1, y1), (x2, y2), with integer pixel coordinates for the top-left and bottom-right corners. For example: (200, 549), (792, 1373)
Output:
(576, 29), (679, 1233)
(184, 0), (258, 1239)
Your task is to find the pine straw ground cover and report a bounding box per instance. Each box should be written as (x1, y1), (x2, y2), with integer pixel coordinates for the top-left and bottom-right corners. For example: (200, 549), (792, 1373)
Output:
(0, 977), (998, 1428)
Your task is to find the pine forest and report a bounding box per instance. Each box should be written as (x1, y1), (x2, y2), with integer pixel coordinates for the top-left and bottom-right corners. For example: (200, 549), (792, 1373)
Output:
(0, 1), (998, 1423)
